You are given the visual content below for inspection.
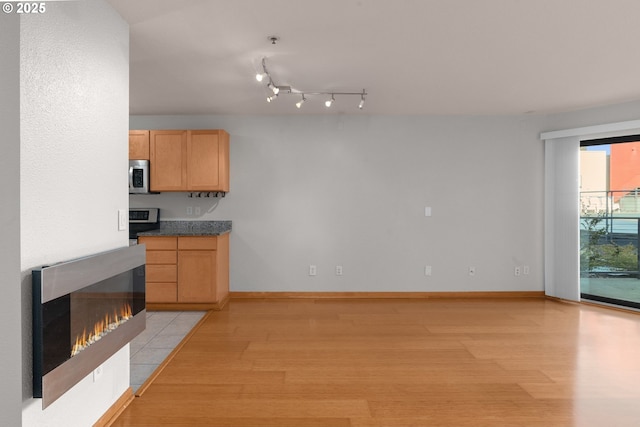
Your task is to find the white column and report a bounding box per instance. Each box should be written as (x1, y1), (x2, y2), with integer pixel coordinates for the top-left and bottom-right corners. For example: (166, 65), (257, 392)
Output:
(544, 136), (580, 300)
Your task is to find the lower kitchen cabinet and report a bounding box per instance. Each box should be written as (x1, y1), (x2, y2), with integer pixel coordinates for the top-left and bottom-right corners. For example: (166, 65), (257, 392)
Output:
(139, 234), (229, 309)
(178, 236), (217, 302)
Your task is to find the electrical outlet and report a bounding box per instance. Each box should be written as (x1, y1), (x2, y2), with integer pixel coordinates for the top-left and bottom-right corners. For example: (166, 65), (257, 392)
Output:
(309, 265), (317, 276)
(336, 265), (343, 276)
(186, 206), (193, 215)
(514, 266), (521, 276)
(523, 265), (530, 275)
(424, 265), (432, 276)
(468, 266), (476, 276)
(195, 206), (201, 216)
(93, 365), (103, 382)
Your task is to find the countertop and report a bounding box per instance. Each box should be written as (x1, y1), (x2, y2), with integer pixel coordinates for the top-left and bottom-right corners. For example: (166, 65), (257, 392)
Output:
(136, 220), (232, 237)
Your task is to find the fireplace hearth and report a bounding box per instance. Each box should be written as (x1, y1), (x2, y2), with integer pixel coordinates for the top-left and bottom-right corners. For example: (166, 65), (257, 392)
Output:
(32, 245), (146, 408)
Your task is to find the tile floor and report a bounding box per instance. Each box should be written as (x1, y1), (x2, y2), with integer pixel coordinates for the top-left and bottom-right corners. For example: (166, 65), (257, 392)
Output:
(129, 311), (206, 392)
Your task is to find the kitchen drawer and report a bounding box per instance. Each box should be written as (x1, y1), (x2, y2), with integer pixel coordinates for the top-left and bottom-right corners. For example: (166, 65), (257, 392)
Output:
(146, 282), (177, 303)
(147, 250), (177, 265)
(147, 264), (177, 282)
(178, 236), (217, 250)
(139, 236), (177, 250)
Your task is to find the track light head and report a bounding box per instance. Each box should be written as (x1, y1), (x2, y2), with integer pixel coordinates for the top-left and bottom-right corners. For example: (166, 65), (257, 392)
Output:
(266, 93), (278, 103)
(268, 82), (279, 95)
(295, 94), (306, 109)
(325, 94), (335, 108)
(358, 94), (365, 109)
(256, 57), (269, 82)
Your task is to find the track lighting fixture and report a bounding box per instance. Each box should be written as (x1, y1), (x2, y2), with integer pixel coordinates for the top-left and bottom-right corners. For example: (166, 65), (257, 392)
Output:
(255, 57), (367, 110)
(325, 94), (335, 108)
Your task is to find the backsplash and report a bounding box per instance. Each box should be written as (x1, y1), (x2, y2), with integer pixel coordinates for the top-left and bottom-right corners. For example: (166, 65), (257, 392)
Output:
(130, 192), (229, 220)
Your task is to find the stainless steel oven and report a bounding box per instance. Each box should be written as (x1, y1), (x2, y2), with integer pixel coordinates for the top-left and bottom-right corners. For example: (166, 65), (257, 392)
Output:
(129, 208), (160, 246)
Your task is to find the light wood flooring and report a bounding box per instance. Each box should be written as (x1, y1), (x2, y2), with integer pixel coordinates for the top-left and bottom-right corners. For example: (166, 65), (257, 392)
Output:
(111, 297), (640, 426)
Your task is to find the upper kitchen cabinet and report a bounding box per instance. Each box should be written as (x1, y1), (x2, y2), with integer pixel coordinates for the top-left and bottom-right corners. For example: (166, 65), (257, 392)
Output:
(188, 130), (230, 192)
(150, 130), (188, 191)
(128, 130), (150, 160)
(149, 129), (230, 192)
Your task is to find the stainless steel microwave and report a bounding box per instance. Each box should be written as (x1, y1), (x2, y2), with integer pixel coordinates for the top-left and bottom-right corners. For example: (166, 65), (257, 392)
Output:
(129, 160), (150, 194)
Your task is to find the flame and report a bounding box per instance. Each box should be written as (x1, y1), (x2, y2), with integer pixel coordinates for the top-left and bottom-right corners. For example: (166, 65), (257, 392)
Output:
(71, 303), (133, 357)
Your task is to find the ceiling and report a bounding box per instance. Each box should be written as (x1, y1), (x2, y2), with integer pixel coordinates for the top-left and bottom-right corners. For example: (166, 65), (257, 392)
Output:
(107, 0), (640, 116)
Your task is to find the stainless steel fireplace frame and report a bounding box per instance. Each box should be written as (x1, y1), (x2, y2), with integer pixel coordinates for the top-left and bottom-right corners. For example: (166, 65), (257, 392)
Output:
(33, 245), (146, 409)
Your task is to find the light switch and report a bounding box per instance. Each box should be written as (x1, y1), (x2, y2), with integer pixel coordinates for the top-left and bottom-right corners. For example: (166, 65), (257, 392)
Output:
(424, 207), (432, 217)
(118, 209), (127, 231)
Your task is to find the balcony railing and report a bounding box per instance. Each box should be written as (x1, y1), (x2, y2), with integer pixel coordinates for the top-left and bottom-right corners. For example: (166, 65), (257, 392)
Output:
(580, 189), (640, 278)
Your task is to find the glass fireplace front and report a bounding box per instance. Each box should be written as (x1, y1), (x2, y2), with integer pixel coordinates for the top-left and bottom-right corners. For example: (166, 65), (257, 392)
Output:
(33, 245), (146, 408)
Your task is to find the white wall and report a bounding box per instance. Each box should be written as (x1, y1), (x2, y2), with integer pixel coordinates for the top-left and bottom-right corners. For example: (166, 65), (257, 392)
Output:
(131, 114), (547, 293)
(0, 12), (23, 427)
(132, 102), (640, 296)
(19, 1), (130, 426)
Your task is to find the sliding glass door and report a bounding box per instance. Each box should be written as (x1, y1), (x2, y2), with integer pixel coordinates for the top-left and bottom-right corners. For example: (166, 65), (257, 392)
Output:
(580, 137), (640, 309)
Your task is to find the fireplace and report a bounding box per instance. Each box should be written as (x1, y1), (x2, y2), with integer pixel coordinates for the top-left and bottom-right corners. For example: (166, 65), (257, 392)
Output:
(32, 245), (146, 408)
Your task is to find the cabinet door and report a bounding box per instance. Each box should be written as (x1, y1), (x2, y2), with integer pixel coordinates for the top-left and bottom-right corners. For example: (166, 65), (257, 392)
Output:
(150, 130), (187, 191)
(129, 130), (150, 160)
(187, 130), (229, 191)
(178, 250), (216, 303)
